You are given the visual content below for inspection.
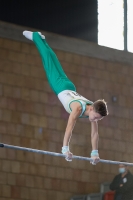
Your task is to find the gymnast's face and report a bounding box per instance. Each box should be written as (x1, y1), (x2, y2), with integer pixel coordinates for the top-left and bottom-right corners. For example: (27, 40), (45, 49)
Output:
(89, 107), (103, 122)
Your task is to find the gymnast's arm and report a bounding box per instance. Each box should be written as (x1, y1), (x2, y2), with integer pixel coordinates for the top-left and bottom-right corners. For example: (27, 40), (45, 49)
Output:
(90, 121), (100, 164)
(91, 121), (99, 150)
(63, 104), (81, 147)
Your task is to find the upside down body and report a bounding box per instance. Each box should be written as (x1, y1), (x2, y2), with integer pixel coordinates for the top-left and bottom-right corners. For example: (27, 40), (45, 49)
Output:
(23, 31), (108, 164)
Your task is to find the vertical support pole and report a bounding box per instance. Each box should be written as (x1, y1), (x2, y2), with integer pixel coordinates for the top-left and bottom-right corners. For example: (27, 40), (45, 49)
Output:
(124, 0), (127, 51)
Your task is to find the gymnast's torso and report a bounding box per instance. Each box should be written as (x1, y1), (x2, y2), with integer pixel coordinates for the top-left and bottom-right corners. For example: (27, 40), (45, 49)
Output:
(58, 90), (93, 118)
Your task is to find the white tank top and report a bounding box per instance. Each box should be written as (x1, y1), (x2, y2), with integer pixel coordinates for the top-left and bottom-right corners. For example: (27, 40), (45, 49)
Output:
(58, 90), (93, 118)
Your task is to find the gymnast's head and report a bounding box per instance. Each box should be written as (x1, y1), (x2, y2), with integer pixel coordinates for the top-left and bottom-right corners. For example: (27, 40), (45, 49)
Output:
(88, 99), (108, 122)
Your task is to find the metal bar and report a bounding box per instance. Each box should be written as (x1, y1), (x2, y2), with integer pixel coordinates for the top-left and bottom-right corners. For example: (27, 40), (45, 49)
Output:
(0, 143), (133, 166)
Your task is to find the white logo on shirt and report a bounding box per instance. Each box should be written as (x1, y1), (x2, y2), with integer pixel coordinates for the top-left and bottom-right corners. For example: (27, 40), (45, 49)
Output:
(123, 178), (127, 183)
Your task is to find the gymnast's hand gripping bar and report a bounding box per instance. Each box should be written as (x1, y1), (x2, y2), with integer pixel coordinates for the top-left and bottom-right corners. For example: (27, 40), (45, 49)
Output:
(0, 143), (133, 166)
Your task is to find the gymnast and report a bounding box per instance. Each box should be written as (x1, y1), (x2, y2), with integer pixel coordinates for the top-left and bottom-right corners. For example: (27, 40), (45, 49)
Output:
(23, 31), (109, 164)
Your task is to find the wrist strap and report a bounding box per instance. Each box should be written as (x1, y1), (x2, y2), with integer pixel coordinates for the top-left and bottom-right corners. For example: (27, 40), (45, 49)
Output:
(91, 150), (99, 157)
(62, 146), (69, 154)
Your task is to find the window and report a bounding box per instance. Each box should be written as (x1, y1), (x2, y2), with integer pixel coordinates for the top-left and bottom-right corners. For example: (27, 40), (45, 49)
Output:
(127, 0), (133, 52)
(98, 0), (124, 50)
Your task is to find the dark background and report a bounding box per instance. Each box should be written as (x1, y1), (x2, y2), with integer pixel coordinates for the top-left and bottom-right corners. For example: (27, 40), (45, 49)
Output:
(0, 0), (98, 43)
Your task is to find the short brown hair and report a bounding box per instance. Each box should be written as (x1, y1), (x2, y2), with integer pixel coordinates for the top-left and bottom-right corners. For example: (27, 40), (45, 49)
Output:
(93, 99), (108, 117)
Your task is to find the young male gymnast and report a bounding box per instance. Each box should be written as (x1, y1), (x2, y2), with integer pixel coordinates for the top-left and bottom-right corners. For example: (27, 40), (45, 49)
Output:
(23, 31), (109, 164)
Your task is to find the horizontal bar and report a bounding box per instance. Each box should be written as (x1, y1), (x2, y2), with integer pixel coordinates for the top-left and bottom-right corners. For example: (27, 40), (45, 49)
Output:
(0, 143), (133, 166)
